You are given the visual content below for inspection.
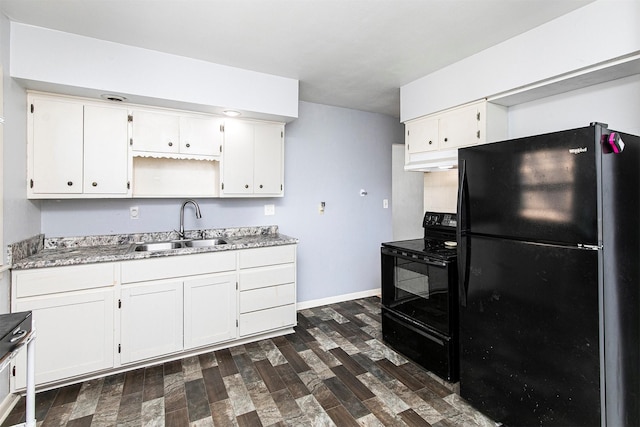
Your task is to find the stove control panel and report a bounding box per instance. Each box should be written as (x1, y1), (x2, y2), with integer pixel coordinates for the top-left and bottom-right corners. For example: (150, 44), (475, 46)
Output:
(423, 212), (457, 228)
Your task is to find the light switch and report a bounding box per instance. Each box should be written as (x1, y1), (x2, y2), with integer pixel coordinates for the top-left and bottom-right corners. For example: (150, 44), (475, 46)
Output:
(264, 204), (275, 216)
(383, 199), (389, 209)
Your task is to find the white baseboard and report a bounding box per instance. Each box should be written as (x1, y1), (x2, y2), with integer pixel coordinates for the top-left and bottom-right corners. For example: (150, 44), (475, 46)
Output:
(0, 392), (20, 425)
(297, 288), (380, 310)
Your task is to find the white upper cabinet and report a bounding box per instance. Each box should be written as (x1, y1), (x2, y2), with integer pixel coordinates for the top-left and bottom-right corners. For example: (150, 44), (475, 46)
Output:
(221, 119), (284, 197)
(30, 97), (84, 195)
(220, 119), (254, 195)
(438, 103), (483, 150)
(26, 92), (286, 198)
(130, 110), (180, 154)
(28, 93), (130, 198)
(180, 115), (224, 157)
(404, 100), (507, 171)
(254, 123), (285, 195)
(406, 116), (439, 154)
(84, 105), (130, 194)
(130, 109), (223, 158)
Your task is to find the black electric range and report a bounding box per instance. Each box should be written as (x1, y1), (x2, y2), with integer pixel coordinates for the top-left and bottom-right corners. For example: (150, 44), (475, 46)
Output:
(380, 211), (459, 382)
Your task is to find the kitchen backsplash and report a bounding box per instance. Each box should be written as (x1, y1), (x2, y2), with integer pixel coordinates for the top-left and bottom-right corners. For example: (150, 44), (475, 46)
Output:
(424, 169), (458, 214)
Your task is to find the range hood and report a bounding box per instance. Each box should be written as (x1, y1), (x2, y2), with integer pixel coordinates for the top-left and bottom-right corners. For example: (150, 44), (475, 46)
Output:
(404, 148), (458, 172)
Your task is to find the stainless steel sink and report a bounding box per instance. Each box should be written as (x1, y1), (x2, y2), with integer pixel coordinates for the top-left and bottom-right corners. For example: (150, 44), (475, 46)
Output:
(131, 241), (184, 252)
(129, 238), (227, 252)
(183, 238), (227, 248)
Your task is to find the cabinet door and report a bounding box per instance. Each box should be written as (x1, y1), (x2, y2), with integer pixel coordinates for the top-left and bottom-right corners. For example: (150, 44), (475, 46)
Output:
(120, 280), (183, 364)
(439, 104), (481, 149)
(13, 289), (114, 389)
(84, 105), (129, 194)
(31, 98), (83, 194)
(184, 274), (237, 350)
(221, 120), (254, 194)
(254, 123), (284, 195)
(180, 115), (223, 157)
(406, 117), (439, 154)
(131, 110), (180, 153)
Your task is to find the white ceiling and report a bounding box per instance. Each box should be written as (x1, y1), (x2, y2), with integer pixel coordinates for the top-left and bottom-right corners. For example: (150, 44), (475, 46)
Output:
(1, 0), (594, 118)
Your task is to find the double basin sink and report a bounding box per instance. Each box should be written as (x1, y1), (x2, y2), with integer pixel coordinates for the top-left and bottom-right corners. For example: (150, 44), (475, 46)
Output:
(129, 238), (227, 252)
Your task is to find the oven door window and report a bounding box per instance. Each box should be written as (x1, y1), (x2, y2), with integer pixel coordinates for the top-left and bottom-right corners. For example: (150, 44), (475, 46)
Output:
(390, 257), (450, 335)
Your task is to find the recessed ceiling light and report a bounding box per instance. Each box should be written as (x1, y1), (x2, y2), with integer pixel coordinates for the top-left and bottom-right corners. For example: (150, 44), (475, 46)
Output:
(223, 110), (241, 117)
(100, 94), (127, 102)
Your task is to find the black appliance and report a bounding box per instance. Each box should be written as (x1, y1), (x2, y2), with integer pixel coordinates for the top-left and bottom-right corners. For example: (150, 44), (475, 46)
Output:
(381, 211), (458, 382)
(0, 311), (32, 361)
(457, 122), (640, 426)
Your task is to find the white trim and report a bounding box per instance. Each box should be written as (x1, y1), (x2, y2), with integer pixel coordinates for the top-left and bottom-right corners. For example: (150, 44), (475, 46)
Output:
(297, 288), (380, 310)
(0, 392), (21, 425)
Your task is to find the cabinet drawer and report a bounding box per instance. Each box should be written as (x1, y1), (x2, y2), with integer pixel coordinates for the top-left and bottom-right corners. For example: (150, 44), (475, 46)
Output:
(239, 264), (295, 291)
(14, 263), (116, 298)
(239, 245), (295, 269)
(239, 304), (296, 337)
(240, 283), (295, 314)
(121, 251), (236, 283)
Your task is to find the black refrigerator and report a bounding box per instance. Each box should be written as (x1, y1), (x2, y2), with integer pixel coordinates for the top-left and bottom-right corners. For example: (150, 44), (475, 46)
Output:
(457, 122), (640, 426)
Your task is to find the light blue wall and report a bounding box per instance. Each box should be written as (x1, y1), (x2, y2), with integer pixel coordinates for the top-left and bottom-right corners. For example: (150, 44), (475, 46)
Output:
(40, 101), (403, 302)
(0, 11), (41, 405)
(508, 74), (640, 138)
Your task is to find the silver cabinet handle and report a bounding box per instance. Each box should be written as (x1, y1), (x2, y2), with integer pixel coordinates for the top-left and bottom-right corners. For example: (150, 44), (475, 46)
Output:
(10, 329), (27, 343)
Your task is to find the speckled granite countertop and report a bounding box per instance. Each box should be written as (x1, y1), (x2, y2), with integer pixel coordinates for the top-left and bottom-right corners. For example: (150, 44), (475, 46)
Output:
(9, 226), (298, 270)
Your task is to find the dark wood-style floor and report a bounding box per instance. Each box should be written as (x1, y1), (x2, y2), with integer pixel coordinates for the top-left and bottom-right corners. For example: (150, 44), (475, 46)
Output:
(2, 297), (495, 426)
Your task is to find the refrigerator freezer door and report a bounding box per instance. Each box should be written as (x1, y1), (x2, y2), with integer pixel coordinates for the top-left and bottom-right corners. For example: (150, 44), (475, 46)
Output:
(458, 126), (598, 245)
(601, 130), (640, 426)
(459, 235), (600, 426)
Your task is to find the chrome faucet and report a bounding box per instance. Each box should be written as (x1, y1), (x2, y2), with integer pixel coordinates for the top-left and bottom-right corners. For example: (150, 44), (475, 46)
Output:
(178, 199), (202, 240)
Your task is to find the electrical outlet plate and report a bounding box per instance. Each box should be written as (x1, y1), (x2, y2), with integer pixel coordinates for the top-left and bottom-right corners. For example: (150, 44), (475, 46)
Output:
(264, 204), (275, 216)
(130, 206), (139, 219)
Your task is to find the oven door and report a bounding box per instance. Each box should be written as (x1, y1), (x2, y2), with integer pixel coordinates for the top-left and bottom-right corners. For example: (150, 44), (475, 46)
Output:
(381, 246), (455, 336)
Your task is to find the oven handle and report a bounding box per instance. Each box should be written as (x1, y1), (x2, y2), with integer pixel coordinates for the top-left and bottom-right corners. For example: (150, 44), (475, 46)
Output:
(381, 247), (447, 267)
(388, 310), (447, 346)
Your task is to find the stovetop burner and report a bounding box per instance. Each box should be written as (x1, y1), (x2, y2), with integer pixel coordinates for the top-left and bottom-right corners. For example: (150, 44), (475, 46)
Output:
(382, 212), (458, 261)
(381, 238), (457, 261)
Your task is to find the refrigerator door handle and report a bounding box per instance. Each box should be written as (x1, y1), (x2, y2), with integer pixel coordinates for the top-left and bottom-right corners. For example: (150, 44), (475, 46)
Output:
(457, 159), (467, 231)
(458, 234), (470, 307)
(457, 159), (470, 307)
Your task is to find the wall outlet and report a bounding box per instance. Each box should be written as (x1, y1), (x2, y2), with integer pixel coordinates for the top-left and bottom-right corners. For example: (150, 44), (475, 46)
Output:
(130, 206), (139, 219)
(264, 204), (275, 216)
(383, 199), (389, 209)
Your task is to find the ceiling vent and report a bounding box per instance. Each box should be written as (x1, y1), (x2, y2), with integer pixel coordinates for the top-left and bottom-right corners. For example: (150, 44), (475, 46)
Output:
(100, 94), (127, 102)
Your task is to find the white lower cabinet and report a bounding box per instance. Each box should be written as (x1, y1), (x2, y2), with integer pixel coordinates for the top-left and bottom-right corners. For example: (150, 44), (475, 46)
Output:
(10, 244), (296, 389)
(184, 273), (237, 350)
(239, 246), (297, 337)
(119, 251), (238, 365)
(11, 264), (116, 389)
(120, 280), (184, 364)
